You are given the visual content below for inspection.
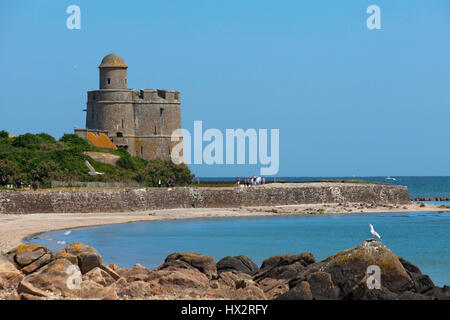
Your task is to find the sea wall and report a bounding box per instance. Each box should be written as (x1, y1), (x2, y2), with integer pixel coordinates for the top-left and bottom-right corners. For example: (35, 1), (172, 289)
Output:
(0, 183), (410, 214)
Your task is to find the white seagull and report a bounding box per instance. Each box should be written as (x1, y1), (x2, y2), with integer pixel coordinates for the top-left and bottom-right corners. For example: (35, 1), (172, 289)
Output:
(369, 224), (382, 240)
(85, 160), (104, 175)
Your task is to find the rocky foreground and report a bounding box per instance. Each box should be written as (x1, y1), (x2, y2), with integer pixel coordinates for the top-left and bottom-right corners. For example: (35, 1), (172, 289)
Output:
(0, 240), (449, 300)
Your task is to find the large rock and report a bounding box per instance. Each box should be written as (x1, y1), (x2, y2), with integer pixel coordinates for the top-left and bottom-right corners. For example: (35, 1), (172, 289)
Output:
(278, 272), (339, 300)
(62, 243), (103, 274)
(231, 285), (266, 300)
(99, 264), (121, 281)
(260, 253), (316, 270)
(306, 271), (339, 300)
(210, 271), (253, 289)
(53, 249), (78, 265)
(17, 280), (51, 298)
(399, 257), (434, 294)
(396, 291), (432, 300)
(289, 240), (415, 299)
(0, 255), (24, 289)
(217, 255), (259, 275)
(148, 268), (210, 293)
(8, 244), (49, 268)
(425, 286), (450, 300)
(80, 280), (118, 300)
(254, 253), (316, 282)
(117, 263), (152, 282)
(255, 278), (289, 299)
(276, 281), (312, 300)
(21, 253), (53, 274)
(24, 258), (82, 297)
(344, 276), (398, 300)
(205, 271), (266, 300)
(162, 252), (217, 279)
(82, 267), (115, 287)
(112, 279), (154, 299)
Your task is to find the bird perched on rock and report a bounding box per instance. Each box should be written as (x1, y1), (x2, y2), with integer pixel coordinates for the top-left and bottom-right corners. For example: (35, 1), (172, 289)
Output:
(369, 224), (382, 240)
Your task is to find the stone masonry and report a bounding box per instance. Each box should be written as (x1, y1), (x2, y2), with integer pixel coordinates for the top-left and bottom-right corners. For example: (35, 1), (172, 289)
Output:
(0, 183), (410, 214)
(75, 53), (183, 161)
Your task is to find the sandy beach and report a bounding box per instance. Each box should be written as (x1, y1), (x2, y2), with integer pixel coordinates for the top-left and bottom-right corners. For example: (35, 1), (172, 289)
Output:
(1, 201), (448, 254)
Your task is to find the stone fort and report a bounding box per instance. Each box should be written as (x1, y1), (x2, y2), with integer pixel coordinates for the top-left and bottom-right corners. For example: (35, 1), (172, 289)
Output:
(75, 53), (183, 161)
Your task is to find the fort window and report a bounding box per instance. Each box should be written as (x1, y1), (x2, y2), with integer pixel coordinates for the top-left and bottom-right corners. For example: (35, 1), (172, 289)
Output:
(160, 108), (164, 117)
(154, 126), (157, 135)
(157, 90), (166, 99)
(117, 132), (123, 137)
(122, 119), (124, 128)
(174, 92), (179, 100)
(107, 78), (111, 84)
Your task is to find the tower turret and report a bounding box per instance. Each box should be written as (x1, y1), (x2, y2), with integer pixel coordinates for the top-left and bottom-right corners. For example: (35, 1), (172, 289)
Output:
(99, 53), (128, 89)
(76, 53), (183, 162)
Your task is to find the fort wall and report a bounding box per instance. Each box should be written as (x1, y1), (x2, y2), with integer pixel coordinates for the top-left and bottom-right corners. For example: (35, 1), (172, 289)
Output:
(77, 54), (183, 161)
(0, 183), (410, 214)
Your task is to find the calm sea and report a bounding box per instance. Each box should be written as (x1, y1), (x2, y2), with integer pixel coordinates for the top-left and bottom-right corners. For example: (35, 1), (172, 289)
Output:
(26, 176), (450, 286)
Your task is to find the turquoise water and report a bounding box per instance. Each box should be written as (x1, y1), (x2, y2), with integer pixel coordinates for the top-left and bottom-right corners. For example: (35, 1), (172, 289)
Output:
(27, 211), (450, 286)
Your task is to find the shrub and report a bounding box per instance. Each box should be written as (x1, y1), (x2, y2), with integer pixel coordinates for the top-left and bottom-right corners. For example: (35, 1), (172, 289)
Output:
(0, 159), (19, 186)
(59, 134), (91, 150)
(0, 130), (9, 139)
(0, 131), (196, 187)
(136, 159), (194, 187)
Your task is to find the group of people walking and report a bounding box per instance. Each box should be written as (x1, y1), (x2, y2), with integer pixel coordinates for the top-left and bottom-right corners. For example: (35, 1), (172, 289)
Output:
(235, 176), (265, 187)
(157, 179), (175, 189)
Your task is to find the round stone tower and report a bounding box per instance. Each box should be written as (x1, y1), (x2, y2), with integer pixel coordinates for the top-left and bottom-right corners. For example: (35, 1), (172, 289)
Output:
(77, 53), (184, 162)
(99, 53), (128, 89)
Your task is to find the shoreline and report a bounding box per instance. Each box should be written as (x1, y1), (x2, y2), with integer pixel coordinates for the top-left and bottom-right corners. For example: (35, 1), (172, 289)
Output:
(1, 202), (449, 254)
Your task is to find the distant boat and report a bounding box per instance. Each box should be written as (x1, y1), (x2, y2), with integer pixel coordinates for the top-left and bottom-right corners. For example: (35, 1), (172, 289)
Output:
(385, 176), (396, 181)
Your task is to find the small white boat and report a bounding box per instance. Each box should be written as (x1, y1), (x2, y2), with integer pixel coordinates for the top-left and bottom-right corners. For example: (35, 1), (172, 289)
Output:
(385, 176), (396, 181)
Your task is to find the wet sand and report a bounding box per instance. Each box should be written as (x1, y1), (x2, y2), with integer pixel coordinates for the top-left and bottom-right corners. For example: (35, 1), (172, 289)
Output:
(0, 202), (448, 254)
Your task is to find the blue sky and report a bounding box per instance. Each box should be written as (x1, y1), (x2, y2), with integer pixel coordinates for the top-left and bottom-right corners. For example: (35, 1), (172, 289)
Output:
(1, 0), (449, 177)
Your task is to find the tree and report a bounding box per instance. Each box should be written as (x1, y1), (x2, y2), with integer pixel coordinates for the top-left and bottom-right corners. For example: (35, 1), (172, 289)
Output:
(31, 161), (61, 185)
(0, 159), (19, 186)
(0, 130), (9, 139)
(136, 159), (194, 187)
(59, 134), (91, 149)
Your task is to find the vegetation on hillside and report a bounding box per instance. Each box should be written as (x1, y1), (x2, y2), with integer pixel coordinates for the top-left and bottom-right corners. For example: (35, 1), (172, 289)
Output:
(0, 130), (194, 188)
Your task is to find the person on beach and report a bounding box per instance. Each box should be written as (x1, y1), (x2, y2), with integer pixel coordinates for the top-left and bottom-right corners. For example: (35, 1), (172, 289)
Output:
(158, 179), (162, 188)
(236, 177), (240, 185)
